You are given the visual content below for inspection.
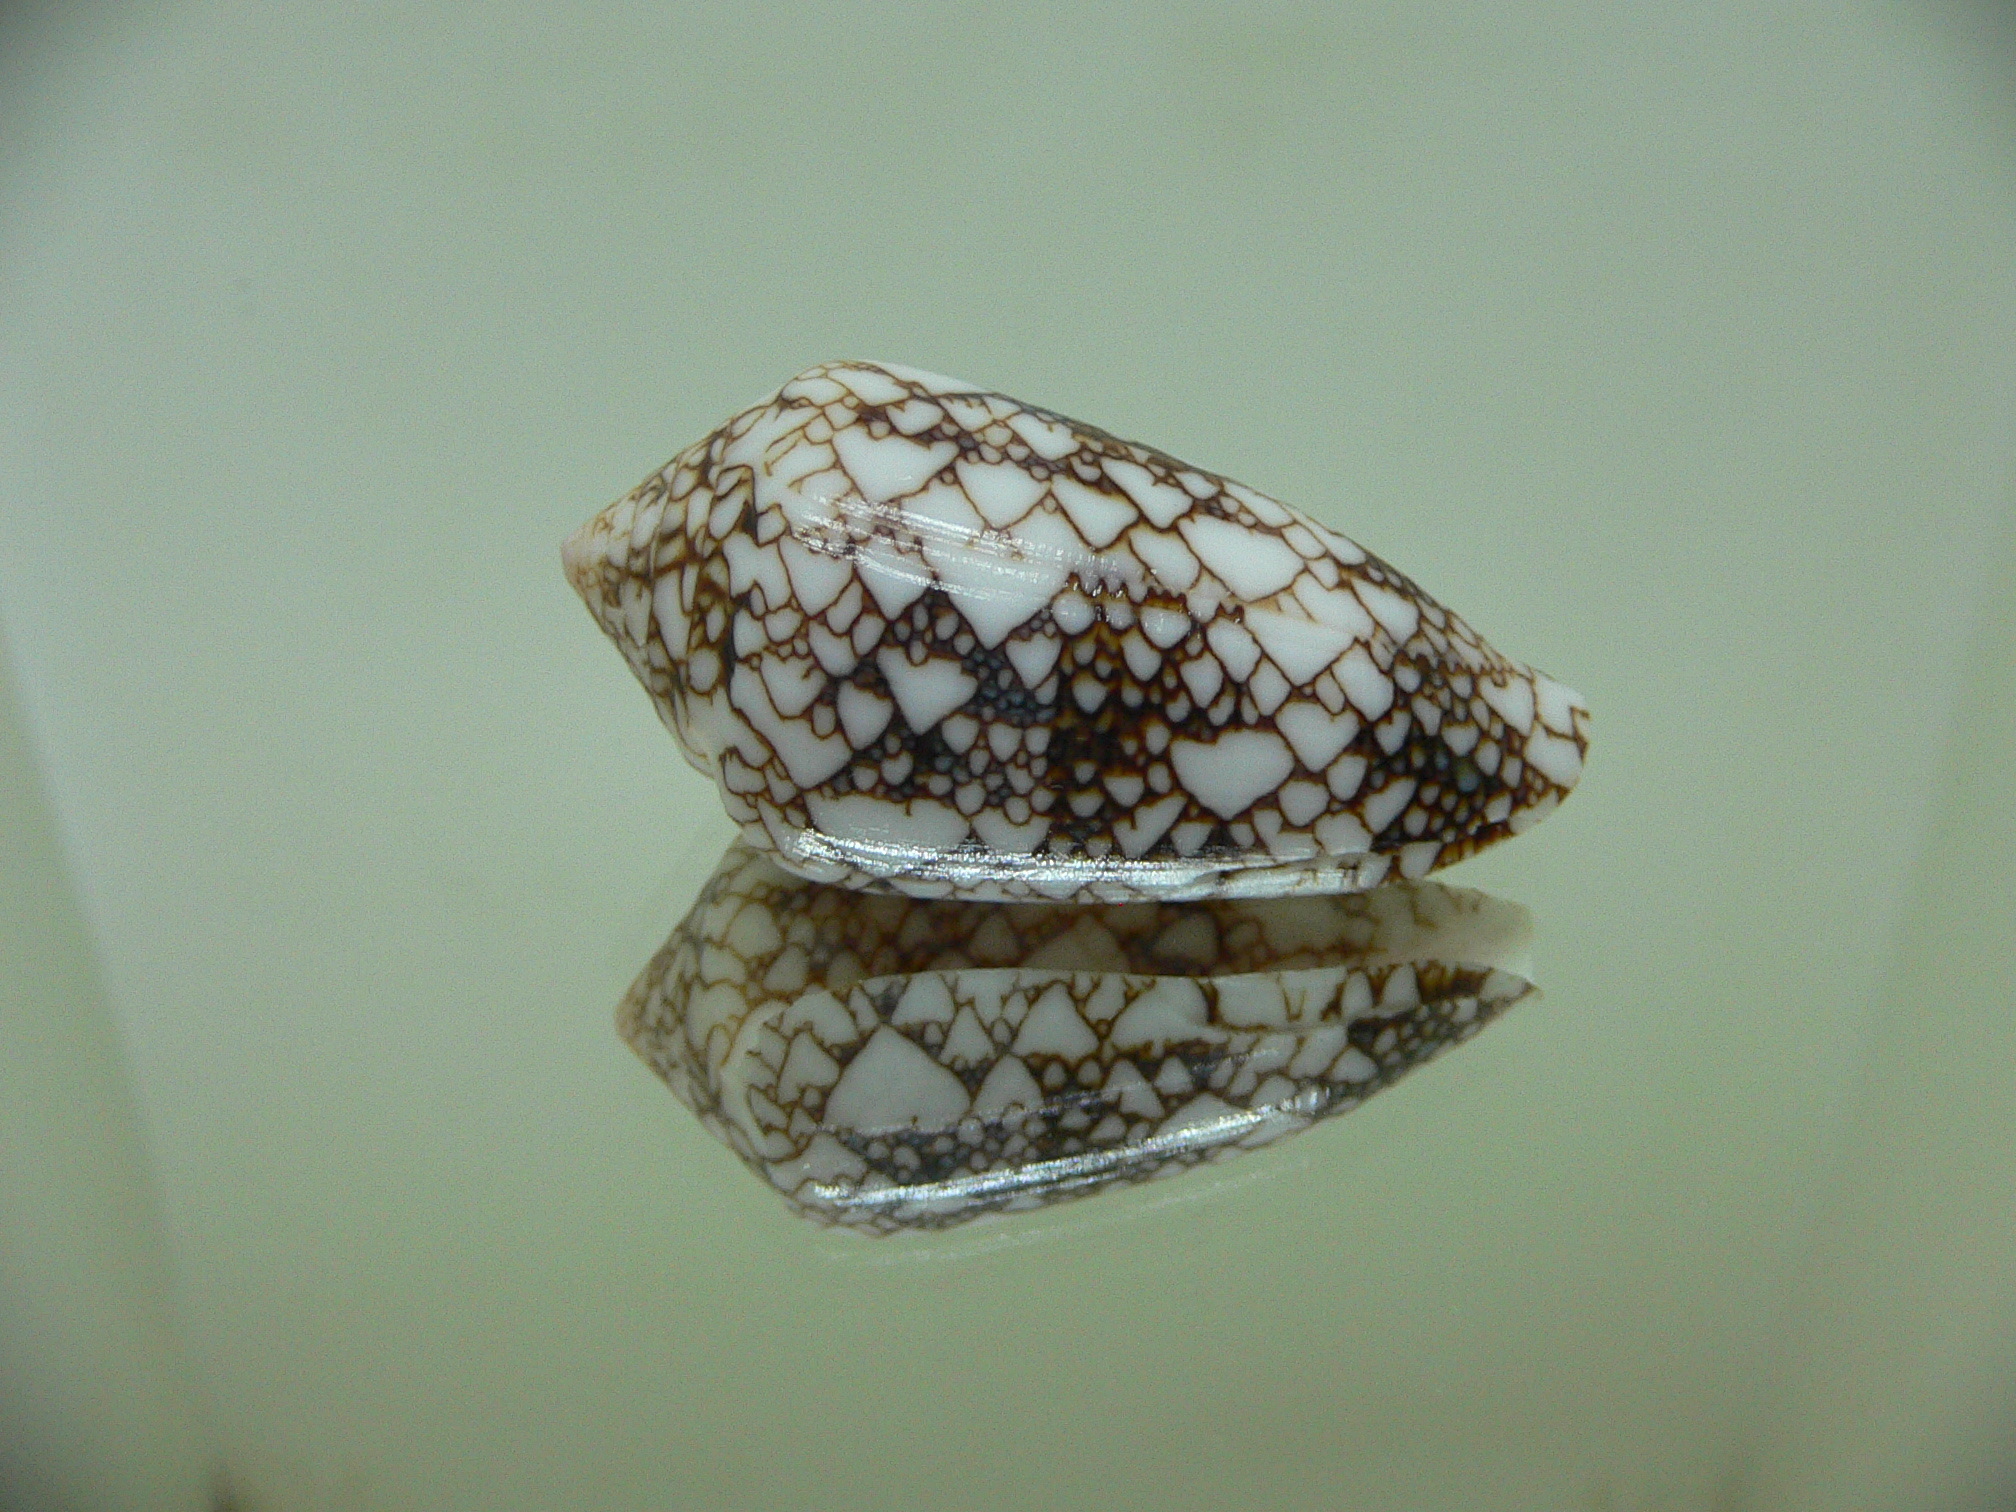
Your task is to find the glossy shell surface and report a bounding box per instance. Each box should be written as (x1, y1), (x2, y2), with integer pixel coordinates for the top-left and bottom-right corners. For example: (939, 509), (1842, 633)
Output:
(566, 361), (1588, 901)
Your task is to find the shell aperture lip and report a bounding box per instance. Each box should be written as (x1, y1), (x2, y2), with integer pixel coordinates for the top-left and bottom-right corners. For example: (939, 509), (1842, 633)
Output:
(566, 360), (1589, 903)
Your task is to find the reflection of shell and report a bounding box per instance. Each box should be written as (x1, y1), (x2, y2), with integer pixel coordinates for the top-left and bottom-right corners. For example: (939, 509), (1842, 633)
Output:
(566, 361), (1588, 902)
(621, 844), (1535, 1234)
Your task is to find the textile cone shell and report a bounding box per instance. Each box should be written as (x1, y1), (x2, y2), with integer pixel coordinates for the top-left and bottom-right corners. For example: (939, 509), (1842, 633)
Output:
(566, 361), (1588, 902)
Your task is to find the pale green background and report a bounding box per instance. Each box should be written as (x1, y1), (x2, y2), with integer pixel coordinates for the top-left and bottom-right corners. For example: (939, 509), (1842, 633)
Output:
(3, 3), (2015, 1509)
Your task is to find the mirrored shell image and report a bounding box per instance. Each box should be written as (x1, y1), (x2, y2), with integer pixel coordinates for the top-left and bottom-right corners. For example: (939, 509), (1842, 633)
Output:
(621, 844), (1535, 1234)
(564, 362), (1589, 903)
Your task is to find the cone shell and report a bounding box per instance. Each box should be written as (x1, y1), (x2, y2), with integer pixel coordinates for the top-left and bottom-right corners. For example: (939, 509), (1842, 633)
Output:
(565, 361), (1588, 902)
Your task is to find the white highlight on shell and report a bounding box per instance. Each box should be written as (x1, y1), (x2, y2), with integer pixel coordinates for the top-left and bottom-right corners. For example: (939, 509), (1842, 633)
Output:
(565, 361), (1591, 902)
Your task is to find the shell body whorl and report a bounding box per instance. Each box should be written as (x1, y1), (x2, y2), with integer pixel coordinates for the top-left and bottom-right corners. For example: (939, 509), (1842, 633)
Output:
(565, 361), (1587, 902)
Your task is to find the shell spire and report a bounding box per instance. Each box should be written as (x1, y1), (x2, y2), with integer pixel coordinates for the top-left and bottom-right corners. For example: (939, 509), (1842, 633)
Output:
(565, 361), (1588, 902)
